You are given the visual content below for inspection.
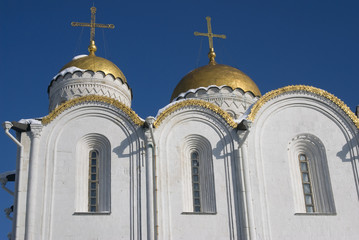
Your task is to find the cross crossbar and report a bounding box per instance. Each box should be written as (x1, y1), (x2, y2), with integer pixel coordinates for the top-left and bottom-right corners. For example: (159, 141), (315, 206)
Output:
(71, 7), (115, 42)
(194, 16), (226, 50)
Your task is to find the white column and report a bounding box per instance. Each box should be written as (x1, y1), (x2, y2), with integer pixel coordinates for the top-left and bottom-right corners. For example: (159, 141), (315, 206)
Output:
(24, 124), (42, 240)
(146, 143), (154, 240)
(237, 124), (256, 240)
(144, 117), (156, 240)
(240, 137), (256, 240)
(235, 147), (249, 240)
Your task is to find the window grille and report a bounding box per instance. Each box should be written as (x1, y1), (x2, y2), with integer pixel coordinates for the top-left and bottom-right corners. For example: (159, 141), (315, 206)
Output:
(89, 150), (99, 212)
(191, 151), (201, 212)
(298, 154), (315, 213)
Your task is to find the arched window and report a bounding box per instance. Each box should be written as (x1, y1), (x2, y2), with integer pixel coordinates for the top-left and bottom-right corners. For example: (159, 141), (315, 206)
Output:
(76, 134), (111, 213)
(182, 135), (216, 213)
(288, 134), (335, 214)
(89, 150), (99, 212)
(191, 151), (201, 212)
(298, 153), (315, 213)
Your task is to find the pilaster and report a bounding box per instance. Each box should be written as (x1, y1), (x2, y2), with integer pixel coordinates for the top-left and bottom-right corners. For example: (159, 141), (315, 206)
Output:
(25, 124), (43, 240)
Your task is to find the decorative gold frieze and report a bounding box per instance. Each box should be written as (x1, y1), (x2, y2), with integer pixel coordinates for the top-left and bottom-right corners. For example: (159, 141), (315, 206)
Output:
(248, 85), (359, 129)
(42, 95), (144, 126)
(154, 99), (237, 128)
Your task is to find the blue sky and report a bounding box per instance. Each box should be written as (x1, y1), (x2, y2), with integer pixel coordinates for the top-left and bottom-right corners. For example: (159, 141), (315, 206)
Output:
(0, 0), (358, 237)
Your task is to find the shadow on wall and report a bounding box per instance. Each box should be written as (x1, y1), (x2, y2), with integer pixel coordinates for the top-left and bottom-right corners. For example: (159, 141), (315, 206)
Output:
(336, 132), (359, 200)
(213, 138), (227, 160)
(212, 130), (242, 160)
(112, 129), (142, 159)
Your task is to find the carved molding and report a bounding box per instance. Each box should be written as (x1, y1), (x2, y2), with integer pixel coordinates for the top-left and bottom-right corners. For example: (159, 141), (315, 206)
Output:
(76, 133), (111, 212)
(181, 134), (216, 213)
(175, 86), (258, 119)
(288, 133), (336, 213)
(49, 70), (130, 93)
(175, 85), (257, 101)
(248, 85), (359, 129)
(154, 99), (237, 128)
(42, 95), (144, 126)
(49, 83), (131, 112)
(30, 125), (43, 139)
(48, 70), (132, 112)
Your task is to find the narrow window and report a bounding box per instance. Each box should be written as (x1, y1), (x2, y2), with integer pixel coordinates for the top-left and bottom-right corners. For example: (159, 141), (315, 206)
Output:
(182, 135), (216, 213)
(89, 150), (99, 212)
(191, 151), (201, 212)
(299, 154), (315, 213)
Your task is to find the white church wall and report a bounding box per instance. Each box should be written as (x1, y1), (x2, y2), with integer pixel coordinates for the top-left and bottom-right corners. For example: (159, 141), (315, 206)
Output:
(24, 104), (145, 240)
(247, 92), (359, 240)
(155, 108), (243, 240)
(8, 85), (358, 240)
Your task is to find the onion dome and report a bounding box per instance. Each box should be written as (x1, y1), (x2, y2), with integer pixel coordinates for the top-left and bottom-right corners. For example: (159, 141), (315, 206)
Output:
(59, 41), (126, 82)
(171, 14), (262, 118)
(170, 59), (261, 101)
(48, 41), (131, 112)
(171, 16), (261, 102)
(170, 49), (261, 118)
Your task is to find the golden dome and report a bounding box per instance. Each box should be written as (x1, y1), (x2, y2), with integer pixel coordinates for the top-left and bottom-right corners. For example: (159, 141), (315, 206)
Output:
(59, 42), (126, 82)
(171, 63), (261, 101)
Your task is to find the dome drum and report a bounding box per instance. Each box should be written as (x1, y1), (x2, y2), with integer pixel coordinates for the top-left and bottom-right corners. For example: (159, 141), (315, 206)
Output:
(48, 70), (132, 112)
(175, 85), (259, 118)
(48, 53), (131, 112)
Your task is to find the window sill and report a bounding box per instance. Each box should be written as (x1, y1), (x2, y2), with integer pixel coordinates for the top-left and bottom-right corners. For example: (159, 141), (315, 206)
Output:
(73, 211), (111, 215)
(295, 212), (336, 216)
(181, 212), (217, 215)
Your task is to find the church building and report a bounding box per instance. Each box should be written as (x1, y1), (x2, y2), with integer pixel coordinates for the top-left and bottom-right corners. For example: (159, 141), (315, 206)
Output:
(2, 7), (359, 240)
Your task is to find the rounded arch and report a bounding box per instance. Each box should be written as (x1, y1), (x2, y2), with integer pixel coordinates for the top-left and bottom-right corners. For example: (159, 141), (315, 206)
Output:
(42, 95), (144, 126)
(182, 134), (216, 213)
(76, 133), (111, 212)
(154, 104), (241, 239)
(248, 85), (359, 129)
(250, 89), (359, 164)
(154, 99), (237, 128)
(288, 133), (335, 213)
(40, 102), (144, 239)
(226, 109), (236, 119)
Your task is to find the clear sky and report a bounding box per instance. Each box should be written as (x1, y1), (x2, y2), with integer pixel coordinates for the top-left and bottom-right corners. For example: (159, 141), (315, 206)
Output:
(0, 0), (358, 237)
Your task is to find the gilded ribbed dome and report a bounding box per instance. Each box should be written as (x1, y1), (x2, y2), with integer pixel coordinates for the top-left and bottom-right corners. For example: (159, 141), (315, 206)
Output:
(171, 63), (261, 101)
(60, 54), (126, 82)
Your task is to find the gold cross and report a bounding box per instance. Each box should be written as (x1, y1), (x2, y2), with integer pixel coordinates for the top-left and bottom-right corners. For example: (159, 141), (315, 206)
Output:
(71, 7), (115, 54)
(194, 16), (226, 64)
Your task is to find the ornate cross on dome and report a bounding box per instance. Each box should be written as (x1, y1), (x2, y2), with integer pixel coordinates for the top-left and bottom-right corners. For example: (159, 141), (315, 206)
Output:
(71, 7), (115, 55)
(194, 16), (226, 64)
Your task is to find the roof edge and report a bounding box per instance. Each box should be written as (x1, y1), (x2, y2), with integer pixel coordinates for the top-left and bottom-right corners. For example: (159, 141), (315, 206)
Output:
(248, 85), (359, 129)
(154, 99), (237, 128)
(42, 95), (143, 126)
